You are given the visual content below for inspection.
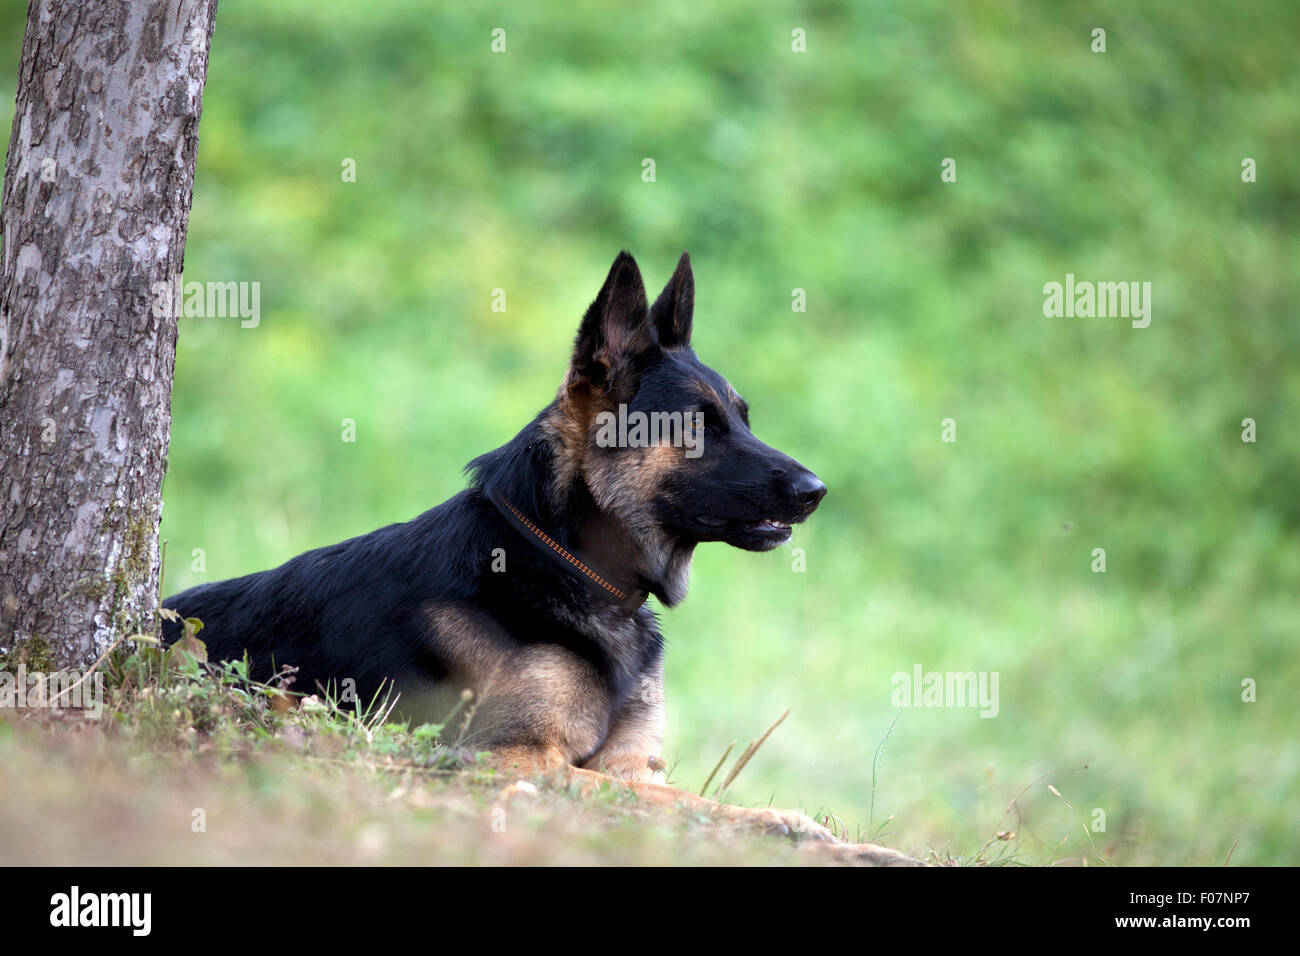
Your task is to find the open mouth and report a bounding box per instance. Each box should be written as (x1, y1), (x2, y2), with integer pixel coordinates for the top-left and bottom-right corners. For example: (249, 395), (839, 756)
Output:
(745, 519), (792, 535)
(694, 515), (794, 544)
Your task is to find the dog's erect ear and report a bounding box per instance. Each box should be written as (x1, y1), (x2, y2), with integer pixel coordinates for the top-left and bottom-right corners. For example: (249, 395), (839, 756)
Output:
(569, 251), (653, 400)
(649, 251), (693, 349)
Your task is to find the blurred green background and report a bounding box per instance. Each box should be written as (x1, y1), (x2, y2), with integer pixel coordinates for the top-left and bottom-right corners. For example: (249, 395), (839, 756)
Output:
(4, 0), (1297, 864)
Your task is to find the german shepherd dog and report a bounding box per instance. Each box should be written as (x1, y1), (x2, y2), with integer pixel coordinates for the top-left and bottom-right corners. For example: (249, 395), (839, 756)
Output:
(163, 252), (913, 860)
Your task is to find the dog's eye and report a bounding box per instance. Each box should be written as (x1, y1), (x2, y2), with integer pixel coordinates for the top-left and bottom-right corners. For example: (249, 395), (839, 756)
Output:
(691, 406), (723, 432)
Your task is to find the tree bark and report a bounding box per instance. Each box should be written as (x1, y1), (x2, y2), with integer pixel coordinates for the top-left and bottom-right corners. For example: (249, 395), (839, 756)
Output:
(0, 0), (218, 668)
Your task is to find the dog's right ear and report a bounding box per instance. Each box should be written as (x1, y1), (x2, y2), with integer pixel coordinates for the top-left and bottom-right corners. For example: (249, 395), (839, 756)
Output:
(649, 251), (693, 348)
(567, 251), (653, 402)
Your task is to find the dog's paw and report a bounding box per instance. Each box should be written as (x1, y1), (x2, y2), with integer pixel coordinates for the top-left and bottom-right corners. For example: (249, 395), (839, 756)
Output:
(484, 745), (568, 779)
(586, 753), (668, 785)
(725, 806), (837, 842)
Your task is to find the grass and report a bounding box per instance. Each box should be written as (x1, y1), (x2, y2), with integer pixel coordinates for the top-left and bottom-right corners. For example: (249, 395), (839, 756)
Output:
(1, 639), (805, 866)
(0, 635), (1129, 866)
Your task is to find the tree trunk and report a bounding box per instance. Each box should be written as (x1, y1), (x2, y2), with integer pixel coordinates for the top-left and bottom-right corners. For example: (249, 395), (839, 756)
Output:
(0, 0), (218, 668)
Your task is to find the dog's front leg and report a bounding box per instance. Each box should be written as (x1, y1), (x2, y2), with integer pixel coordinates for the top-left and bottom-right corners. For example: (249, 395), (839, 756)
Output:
(579, 662), (667, 784)
(566, 767), (922, 865)
(568, 766), (831, 838)
(488, 753), (919, 865)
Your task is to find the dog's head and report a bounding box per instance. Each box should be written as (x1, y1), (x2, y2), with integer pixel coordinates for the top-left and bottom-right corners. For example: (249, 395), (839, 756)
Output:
(547, 251), (826, 588)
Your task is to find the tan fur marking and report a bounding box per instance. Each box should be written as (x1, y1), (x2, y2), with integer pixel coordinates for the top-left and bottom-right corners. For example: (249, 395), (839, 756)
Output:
(542, 380), (598, 504)
(582, 663), (666, 783)
(487, 744), (570, 776)
(586, 441), (680, 510)
(426, 603), (511, 683)
(465, 644), (610, 761)
(422, 605), (612, 760)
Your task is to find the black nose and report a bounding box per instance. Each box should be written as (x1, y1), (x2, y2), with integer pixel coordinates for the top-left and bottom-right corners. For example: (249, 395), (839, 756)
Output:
(790, 470), (827, 509)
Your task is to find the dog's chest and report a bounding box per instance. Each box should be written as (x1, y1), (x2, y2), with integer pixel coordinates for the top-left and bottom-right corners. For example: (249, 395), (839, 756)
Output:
(559, 603), (663, 699)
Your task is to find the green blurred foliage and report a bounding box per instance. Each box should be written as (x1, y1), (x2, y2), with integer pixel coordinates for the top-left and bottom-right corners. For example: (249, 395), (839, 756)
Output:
(2, 0), (1296, 863)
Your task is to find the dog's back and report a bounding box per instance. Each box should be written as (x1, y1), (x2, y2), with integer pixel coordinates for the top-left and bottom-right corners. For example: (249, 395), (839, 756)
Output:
(162, 491), (484, 702)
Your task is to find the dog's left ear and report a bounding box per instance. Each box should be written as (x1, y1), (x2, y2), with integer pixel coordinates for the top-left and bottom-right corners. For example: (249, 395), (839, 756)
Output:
(649, 251), (693, 348)
(569, 251), (653, 403)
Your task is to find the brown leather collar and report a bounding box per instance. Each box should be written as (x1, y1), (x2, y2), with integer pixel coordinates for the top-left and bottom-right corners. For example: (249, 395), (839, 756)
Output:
(490, 493), (649, 613)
